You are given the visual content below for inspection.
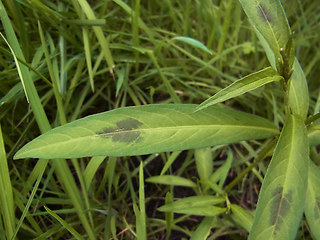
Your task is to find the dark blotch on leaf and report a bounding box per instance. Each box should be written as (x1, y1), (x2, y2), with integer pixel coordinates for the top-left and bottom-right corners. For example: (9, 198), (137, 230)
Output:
(97, 118), (143, 143)
(314, 198), (320, 219)
(269, 187), (291, 234)
(258, 4), (273, 24)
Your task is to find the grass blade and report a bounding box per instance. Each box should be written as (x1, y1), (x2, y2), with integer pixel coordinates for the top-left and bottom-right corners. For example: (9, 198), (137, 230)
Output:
(0, 0), (51, 132)
(74, 0), (115, 74)
(137, 162), (146, 240)
(160, 151), (182, 176)
(105, 156), (117, 239)
(84, 156), (105, 190)
(13, 173), (44, 239)
(0, 124), (15, 239)
(172, 36), (212, 55)
(82, 26), (94, 91)
(44, 206), (85, 240)
(38, 21), (67, 125)
(147, 52), (180, 103)
(165, 192), (174, 239)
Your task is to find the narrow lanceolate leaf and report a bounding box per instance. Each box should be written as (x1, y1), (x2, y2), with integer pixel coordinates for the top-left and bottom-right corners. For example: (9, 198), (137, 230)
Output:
(172, 36), (212, 55)
(304, 160), (320, 240)
(190, 217), (215, 240)
(158, 196), (226, 217)
(14, 104), (278, 159)
(160, 205), (226, 217)
(238, 0), (291, 68)
(194, 148), (213, 181)
(249, 114), (309, 240)
(197, 67), (282, 110)
(158, 196), (225, 212)
(230, 204), (254, 232)
(288, 58), (309, 119)
(146, 175), (197, 188)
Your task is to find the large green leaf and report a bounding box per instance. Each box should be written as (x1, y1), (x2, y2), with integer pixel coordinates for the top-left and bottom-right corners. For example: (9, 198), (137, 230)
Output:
(238, 0), (292, 68)
(197, 67), (282, 110)
(14, 104), (278, 159)
(288, 58), (309, 119)
(304, 160), (320, 240)
(249, 114), (309, 239)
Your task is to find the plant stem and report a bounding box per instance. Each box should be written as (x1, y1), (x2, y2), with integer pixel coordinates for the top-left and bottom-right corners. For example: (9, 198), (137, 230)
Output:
(305, 113), (320, 125)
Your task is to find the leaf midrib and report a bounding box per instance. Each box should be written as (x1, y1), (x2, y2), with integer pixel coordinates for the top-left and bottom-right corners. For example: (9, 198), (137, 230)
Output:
(31, 124), (278, 146)
(97, 123), (277, 134)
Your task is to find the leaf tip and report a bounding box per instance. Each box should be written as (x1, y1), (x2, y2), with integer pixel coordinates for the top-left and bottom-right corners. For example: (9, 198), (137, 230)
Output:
(194, 104), (205, 113)
(13, 149), (25, 160)
(13, 142), (36, 160)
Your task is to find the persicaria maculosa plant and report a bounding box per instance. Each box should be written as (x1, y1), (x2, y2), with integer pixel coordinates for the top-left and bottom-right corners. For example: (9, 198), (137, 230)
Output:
(13, 0), (320, 239)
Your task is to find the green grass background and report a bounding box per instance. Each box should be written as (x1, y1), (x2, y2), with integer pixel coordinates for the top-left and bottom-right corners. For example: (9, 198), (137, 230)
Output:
(0, 0), (319, 239)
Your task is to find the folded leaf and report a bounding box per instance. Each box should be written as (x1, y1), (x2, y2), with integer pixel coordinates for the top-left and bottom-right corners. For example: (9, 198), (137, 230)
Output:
(14, 104), (278, 159)
(249, 114), (309, 240)
(197, 67), (282, 110)
(288, 58), (309, 119)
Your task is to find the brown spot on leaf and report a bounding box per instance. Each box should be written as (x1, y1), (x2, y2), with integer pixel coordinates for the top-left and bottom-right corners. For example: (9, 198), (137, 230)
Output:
(97, 118), (143, 143)
(258, 4), (273, 24)
(314, 197), (320, 219)
(269, 187), (291, 234)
